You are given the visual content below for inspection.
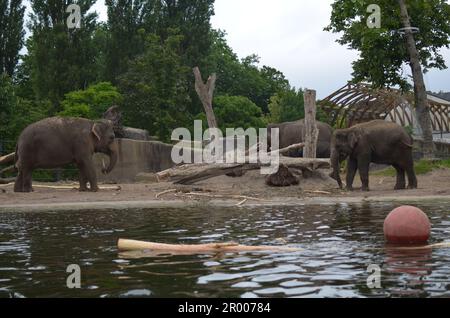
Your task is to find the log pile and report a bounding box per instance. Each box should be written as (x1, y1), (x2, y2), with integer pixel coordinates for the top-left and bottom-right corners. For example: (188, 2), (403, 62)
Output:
(157, 157), (330, 185)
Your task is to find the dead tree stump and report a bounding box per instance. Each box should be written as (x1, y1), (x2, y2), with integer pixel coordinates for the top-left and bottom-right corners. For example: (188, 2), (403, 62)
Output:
(193, 67), (218, 130)
(303, 90), (319, 159)
(265, 165), (299, 187)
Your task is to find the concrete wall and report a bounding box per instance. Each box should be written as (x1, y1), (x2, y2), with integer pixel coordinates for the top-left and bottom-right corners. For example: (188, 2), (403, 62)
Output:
(94, 139), (175, 183)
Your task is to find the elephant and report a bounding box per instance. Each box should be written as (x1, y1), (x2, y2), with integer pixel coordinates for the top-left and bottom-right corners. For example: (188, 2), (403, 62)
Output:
(267, 119), (333, 158)
(14, 117), (118, 193)
(330, 120), (418, 192)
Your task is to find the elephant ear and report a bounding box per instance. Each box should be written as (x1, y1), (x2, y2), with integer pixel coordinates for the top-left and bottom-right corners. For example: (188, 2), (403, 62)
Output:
(91, 123), (102, 141)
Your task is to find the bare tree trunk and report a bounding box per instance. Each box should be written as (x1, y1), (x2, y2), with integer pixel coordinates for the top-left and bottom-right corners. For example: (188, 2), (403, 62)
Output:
(193, 67), (218, 129)
(398, 0), (435, 158)
(303, 90), (319, 158)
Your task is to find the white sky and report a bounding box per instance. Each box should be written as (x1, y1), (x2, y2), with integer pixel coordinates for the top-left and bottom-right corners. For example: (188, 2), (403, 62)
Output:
(93, 0), (450, 98)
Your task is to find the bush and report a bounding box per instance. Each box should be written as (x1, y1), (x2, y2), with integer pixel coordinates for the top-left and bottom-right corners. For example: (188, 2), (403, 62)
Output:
(59, 82), (123, 119)
(195, 95), (266, 133)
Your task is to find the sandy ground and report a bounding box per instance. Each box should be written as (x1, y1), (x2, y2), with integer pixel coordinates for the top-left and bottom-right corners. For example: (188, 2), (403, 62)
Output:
(1, 167), (449, 211)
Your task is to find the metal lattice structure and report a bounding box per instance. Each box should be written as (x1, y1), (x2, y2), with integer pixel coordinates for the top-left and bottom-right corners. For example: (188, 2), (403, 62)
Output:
(319, 83), (450, 132)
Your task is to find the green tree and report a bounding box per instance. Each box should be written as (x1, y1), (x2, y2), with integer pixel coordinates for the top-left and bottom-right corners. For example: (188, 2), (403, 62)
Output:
(0, 0), (25, 77)
(267, 88), (305, 124)
(325, 0), (450, 90)
(118, 31), (191, 142)
(207, 30), (291, 113)
(27, 0), (99, 112)
(104, 0), (151, 83)
(59, 82), (123, 119)
(0, 74), (50, 153)
(325, 0), (450, 156)
(210, 95), (265, 132)
(152, 0), (215, 69)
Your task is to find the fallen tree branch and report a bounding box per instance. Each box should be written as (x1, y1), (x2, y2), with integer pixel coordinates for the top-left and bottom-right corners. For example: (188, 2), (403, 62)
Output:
(304, 190), (332, 195)
(0, 179), (15, 185)
(276, 143), (305, 156)
(0, 165), (16, 177)
(157, 157), (330, 185)
(155, 189), (177, 199)
(118, 239), (301, 255)
(0, 152), (15, 165)
(236, 198), (248, 206)
(183, 192), (268, 202)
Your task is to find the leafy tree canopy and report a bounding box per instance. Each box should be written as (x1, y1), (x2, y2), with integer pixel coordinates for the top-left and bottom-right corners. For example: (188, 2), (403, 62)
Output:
(0, 0), (25, 77)
(118, 30), (191, 142)
(0, 74), (50, 153)
(325, 0), (450, 90)
(59, 82), (123, 119)
(197, 95), (265, 132)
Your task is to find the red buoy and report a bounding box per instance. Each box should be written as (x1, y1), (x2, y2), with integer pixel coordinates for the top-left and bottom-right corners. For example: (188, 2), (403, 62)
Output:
(384, 206), (431, 244)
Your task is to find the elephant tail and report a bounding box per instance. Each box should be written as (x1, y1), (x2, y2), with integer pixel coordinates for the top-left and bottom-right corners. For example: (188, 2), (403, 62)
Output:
(14, 144), (19, 170)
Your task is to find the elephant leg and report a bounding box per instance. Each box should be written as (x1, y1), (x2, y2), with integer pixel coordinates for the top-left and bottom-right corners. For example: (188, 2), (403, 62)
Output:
(406, 165), (418, 189)
(393, 164), (406, 190)
(85, 160), (99, 192)
(14, 167), (33, 193)
(76, 158), (99, 192)
(77, 166), (89, 192)
(346, 158), (358, 191)
(357, 159), (370, 192)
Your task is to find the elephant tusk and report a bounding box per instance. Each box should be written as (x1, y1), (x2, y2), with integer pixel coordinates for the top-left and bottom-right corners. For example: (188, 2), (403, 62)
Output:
(102, 159), (107, 174)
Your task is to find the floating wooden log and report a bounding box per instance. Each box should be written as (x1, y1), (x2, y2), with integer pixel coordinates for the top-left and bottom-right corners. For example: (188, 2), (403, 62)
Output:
(118, 239), (301, 255)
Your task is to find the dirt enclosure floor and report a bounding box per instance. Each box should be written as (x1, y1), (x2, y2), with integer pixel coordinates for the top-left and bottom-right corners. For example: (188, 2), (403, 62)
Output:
(1, 168), (450, 211)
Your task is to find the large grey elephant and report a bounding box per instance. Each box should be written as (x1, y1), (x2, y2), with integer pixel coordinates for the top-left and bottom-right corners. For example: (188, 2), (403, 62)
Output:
(330, 120), (418, 192)
(14, 117), (118, 193)
(268, 119), (333, 158)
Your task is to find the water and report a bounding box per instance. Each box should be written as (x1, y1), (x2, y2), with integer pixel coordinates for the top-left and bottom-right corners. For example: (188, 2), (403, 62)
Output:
(0, 202), (449, 298)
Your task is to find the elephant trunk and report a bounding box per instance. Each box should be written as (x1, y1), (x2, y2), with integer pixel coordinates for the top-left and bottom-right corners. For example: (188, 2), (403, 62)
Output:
(330, 146), (343, 189)
(103, 141), (118, 174)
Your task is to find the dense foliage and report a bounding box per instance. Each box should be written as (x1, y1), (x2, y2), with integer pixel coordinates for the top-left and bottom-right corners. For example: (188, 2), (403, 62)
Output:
(325, 0), (450, 91)
(1, 0), (311, 151)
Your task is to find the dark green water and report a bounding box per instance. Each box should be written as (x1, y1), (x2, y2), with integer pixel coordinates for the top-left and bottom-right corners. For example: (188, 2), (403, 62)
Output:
(0, 202), (449, 298)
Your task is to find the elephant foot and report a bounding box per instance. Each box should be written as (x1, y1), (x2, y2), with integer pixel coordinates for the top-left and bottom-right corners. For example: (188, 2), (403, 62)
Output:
(14, 188), (32, 193)
(361, 187), (370, 192)
(79, 187), (88, 192)
(407, 184), (418, 190)
(345, 186), (354, 192)
(394, 184), (406, 190)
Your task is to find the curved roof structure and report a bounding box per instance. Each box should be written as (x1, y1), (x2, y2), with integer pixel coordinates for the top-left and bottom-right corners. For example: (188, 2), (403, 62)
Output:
(319, 83), (450, 132)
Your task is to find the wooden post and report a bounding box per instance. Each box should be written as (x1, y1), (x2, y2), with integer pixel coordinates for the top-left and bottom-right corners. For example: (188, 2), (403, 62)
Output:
(303, 90), (319, 159)
(193, 67), (218, 129)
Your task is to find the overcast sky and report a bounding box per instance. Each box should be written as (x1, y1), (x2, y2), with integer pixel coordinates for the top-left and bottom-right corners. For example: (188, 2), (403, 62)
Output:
(92, 0), (450, 98)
